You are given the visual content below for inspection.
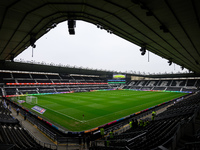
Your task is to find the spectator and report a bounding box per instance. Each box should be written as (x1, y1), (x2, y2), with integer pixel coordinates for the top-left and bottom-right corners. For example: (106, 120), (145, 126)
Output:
(106, 140), (110, 147)
(152, 110), (156, 121)
(139, 119), (144, 127)
(8, 104), (12, 111)
(143, 120), (149, 127)
(78, 134), (82, 147)
(133, 119), (138, 128)
(83, 135), (86, 149)
(100, 128), (104, 138)
(16, 108), (20, 116)
(24, 112), (27, 120)
(86, 135), (90, 149)
(129, 120), (133, 128)
(90, 132), (95, 147)
(109, 130), (114, 139)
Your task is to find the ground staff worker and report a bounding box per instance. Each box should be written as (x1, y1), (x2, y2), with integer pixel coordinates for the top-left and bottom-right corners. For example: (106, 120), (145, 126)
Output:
(107, 130), (114, 147)
(139, 119), (144, 127)
(100, 128), (104, 138)
(152, 110), (156, 120)
(109, 130), (113, 139)
(129, 120), (133, 128)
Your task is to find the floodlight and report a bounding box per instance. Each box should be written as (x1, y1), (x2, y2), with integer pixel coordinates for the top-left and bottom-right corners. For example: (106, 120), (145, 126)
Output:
(10, 55), (14, 62)
(168, 60), (172, 66)
(140, 47), (146, 55)
(30, 35), (36, 48)
(68, 20), (76, 35)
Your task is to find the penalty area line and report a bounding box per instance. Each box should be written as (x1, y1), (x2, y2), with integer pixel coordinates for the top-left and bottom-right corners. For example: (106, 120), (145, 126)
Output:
(36, 104), (83, 123)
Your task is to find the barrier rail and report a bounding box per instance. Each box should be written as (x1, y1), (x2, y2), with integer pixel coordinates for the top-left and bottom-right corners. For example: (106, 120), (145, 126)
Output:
(20, 122), (57, 150)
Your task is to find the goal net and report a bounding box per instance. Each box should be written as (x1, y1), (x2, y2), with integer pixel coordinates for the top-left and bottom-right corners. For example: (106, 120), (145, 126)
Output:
(26, 96), (38, 105)
(11, 96), (20, 102)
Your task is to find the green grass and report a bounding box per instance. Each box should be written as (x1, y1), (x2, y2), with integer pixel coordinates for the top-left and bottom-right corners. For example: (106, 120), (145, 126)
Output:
(19, 90), (188, 131)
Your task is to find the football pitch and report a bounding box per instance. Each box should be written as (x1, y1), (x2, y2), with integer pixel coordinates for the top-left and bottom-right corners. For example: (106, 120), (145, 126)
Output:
(20, 90), (188, 131)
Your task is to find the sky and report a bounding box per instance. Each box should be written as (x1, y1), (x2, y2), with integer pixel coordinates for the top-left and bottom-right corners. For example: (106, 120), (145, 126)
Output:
(15, 21), (188, 74)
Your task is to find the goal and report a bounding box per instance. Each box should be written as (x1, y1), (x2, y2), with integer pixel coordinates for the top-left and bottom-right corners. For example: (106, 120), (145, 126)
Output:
(11, 96), (20, 102)
(26, 96), (38, 105)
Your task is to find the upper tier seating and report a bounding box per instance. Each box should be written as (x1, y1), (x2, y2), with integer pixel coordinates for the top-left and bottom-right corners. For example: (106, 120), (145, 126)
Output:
(1, 72), (110, 96)
(17, 79), (36, 83)
(0, 72), (12, 79)
(46, 74), (60, 79)
(31, 74), (47, 79)
(126, 79), (199, 92)
(12, 73), (31, 79)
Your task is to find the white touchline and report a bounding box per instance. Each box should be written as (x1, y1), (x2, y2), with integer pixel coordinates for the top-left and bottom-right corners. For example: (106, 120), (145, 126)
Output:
(86, 104), (142, 122)
(86, 99), (162, 122)
(37, 94), (170, 123)
(37, 104), (83, 123)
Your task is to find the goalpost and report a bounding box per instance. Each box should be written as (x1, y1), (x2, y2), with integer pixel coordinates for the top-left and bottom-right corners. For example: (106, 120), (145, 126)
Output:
(26, 96), (38, 105)
(11, 96), (20, 102)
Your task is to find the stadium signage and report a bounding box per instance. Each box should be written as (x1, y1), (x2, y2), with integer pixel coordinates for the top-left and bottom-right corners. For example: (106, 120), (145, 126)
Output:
(18, 100), (25, 103)
(6, 82), (108, 85)
(32, 106), (46, 114)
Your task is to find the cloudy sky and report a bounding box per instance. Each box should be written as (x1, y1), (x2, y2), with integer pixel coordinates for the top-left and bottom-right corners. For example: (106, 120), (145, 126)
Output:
(15, 21), (188, 74)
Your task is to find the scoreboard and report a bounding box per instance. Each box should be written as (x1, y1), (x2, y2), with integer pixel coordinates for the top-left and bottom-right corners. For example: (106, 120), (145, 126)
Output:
(113, 74), (126, 79)
(108, 74), (126, 84)
(107, 79), (126, 84)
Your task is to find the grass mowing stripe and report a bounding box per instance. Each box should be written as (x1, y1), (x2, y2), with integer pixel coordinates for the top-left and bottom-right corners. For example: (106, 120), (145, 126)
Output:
(36, 103), (83, 122)
(20, 90), (187, 131)
(85, 92), (178, 122)
(86, 102), (147, 122)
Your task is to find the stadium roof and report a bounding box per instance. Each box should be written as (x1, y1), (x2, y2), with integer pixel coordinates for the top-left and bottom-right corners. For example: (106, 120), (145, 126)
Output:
(0, 0), (200, 75)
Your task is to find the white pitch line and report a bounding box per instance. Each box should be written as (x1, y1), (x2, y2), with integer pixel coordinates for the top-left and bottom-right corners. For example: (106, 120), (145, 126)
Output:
(36, 93), (171, 124)
(37, 104), (83, 123)
(85, 100), (158, 122)
(85, 107), (139, 122)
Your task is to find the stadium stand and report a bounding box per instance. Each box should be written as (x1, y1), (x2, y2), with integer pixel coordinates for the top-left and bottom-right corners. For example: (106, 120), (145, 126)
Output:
(18, 87), (38, 95)
(0, 98), (56, 150)
(31, 74), (48, 79)
(125, 79), (199, 92)
(0, 72), (12, 79)
(1, 0), (200, 149)
(37, 79), (52, 83)
(46, 75), (61, 79)
(1, 72), (111, 96)
(17, 79), (36, 83)
(4, 88), (17, 96)
(92, 92), (200, 150)
(0, 89), (2, 97)
(1, 71), (200, 149)
(3, 79), (16, 84)
(12, 73), (31, 79)
(38, 87), (56, 93)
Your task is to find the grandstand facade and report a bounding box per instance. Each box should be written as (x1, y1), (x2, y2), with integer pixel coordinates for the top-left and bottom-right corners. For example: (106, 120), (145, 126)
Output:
(0, 68), (200, 149)
(1, 69), (200, 98)
(1, 71), (110, 97)
(1, 0), (200, 149)
(125, 78), (199, 93)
